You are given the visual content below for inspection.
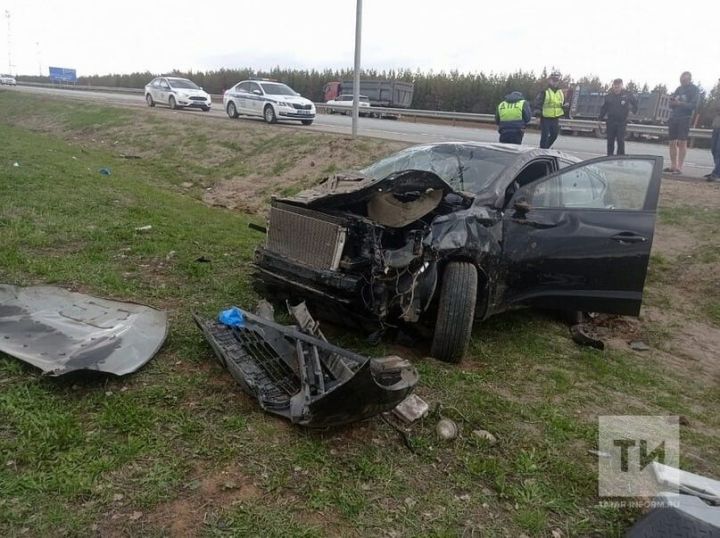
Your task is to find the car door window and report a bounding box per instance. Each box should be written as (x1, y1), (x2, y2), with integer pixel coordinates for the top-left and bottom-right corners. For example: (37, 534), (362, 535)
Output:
(521, 158), (655, 210)
(151, 79), (161, 89)
(237, 82), (249, 93)
(248, 82), (261, 95)
(160, 79), (170, 90)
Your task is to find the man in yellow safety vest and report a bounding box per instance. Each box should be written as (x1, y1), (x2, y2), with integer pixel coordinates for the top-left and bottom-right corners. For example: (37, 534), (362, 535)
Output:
(495, 91), (532, 144)
(534, 71), (567, 149)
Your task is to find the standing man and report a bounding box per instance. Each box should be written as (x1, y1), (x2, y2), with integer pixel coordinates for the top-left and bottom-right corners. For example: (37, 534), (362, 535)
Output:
(599, 78), (638, 155)
(534, 71), (567, 149)
(495, 91), (532, 144)
(666, 71), (700, 175)
(707, 91), (720, 181)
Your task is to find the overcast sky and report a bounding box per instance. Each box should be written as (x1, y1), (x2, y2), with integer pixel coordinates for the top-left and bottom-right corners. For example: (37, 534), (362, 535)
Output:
(0, 0), (717, 90)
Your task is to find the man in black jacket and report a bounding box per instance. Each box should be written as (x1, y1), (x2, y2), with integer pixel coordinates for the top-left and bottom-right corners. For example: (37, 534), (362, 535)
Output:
(599, 79), (638, 156)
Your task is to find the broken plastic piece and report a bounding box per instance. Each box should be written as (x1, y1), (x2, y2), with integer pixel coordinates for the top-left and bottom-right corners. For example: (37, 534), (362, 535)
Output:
(0, 284), (167, 376)
(193, 308), (418, 428)
(570, 323), (605, 350)
(393, 394), (429, 423)
(218, 307), (245, 328)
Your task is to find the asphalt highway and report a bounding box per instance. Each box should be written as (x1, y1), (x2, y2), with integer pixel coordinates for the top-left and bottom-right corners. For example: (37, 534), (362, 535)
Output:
(12, 85), (715, 178)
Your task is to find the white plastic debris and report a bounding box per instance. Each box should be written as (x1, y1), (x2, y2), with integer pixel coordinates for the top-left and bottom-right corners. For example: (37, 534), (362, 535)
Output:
(472, 429), (498, 445)
(135, 225), (152, 232)
(393, 394), (429, 424)
(436, 418), (459, 440)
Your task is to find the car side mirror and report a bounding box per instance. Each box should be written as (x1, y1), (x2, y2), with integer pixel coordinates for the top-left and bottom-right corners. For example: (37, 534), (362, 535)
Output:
(253, 89), (262, 96)
(513, 199), (531, 214)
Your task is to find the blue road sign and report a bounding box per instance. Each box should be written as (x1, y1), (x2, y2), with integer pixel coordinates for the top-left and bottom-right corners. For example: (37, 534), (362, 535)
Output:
(49, 67), (77, 83)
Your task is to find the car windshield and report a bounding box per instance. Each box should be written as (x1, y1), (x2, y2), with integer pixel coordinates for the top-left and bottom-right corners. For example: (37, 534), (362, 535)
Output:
(360, 144), (517, 193)
(168, 79), (200, 89)
(261, 83), (296, 96)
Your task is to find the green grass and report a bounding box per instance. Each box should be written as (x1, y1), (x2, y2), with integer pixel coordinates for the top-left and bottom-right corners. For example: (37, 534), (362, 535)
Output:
(0, 92), (719, 537)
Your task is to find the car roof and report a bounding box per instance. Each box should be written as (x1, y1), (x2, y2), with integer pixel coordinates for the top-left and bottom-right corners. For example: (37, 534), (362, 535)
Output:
(388, 141), (581, 208)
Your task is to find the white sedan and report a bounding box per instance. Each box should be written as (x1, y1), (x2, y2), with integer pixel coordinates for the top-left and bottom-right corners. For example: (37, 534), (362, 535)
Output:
(326, 94), (372, 116)
(0, 74), (16, 86)
(145, 77), (211, 111)
(223, 80), (315, 125)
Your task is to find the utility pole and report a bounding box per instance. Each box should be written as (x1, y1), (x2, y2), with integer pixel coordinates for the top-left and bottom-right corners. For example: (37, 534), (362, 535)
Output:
(351, 0), (362, 138)
(5, 10), (11, 74)
(36, 42), (42, 76)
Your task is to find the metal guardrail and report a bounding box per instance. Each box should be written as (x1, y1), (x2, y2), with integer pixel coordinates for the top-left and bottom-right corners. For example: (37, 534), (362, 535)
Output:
(316, 102), (713, 140)
(16, 81), (713, 140)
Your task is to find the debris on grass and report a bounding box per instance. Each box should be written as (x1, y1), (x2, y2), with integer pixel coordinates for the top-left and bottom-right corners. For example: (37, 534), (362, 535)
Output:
(0, 284), (168, 376)
(629, 340), (651, 352)
(193, 304), (418, 427)
(393, 394), (430, 424)
(436, 418), (459, 440)
(98, 167), (111, 176)
(135, 225), (152, 232)
(472, 429), (498, 445)
(570, 323), (605, 350)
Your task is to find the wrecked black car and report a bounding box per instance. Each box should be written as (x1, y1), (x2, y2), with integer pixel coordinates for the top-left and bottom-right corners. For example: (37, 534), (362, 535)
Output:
(254, 142), (662, 363)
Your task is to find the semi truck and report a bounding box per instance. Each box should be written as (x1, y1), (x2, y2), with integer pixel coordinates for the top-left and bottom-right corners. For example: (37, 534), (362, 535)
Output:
(323, 80), (414, 118)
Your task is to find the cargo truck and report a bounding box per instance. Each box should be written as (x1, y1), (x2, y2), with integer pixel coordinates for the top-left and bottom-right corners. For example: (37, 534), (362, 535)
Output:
(323, 80), (414, 118)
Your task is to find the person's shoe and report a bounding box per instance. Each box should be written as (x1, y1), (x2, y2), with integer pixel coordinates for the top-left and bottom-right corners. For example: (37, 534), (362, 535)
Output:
(663, 167), (675, 173)
(704, 173), (713, 179)
(708, 175), (720, 182)
(671, 169), (682, 175)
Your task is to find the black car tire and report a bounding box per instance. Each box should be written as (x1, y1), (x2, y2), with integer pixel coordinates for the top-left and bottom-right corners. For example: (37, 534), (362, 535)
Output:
(146, 93), (155, 107)
(201, 106), (210, 112)
(227, 102), (238, 118)
(169, 96), (177, 110)
(431, 262), (478, 363)
(301, 119), (313, 126)
(264, 105), (277, 124)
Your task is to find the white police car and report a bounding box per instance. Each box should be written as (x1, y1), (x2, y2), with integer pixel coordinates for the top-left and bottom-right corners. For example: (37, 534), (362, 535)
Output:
(145, 77), (211, 111)
(223, 80), (315, 125)
(0, 74), (16, 86)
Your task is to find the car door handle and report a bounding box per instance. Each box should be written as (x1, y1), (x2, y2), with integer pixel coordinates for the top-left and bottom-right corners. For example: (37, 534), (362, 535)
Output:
(610, 232), (647, 244)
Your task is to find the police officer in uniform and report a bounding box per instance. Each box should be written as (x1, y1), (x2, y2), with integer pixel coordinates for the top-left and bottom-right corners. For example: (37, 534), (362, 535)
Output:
(495, 91), (532, 144)
(534, 71), (567, 149)
(599, 78), (638, 156)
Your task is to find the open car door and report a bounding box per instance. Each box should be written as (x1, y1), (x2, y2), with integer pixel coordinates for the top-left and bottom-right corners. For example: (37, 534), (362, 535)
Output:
(501, 155), (662, 315)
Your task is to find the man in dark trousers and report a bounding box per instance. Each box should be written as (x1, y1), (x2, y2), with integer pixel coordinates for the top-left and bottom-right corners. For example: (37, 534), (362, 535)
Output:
(599, 78), (638, 155)
(707, 89), (720, 182)
(666, 71), (700, 175)
(495, 91), (532, 144)
(534, 71), (567, 149)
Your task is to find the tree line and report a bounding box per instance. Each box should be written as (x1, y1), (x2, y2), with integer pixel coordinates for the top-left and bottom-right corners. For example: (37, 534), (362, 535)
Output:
(18, 68), (719, 127)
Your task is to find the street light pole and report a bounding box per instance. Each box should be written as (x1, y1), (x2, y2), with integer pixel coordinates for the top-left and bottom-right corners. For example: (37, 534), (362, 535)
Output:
(351, 0), (362, 138)
(5, 10), (11, 74)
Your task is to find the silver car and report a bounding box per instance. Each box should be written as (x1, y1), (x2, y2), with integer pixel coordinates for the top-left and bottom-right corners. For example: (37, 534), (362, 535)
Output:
(145, 77), (211, 111)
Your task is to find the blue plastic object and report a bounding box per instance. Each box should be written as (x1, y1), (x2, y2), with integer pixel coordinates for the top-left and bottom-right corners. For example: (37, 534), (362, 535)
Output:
(218, 307), (245, 328)
(99, 167), (112, 176)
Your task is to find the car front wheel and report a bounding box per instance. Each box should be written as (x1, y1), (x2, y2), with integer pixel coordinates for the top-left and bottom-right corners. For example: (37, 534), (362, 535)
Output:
(146, 93), (155, 107)
(227, 102), (238, 118)
(430, 262), (478, 363)
(264, 105), (277, 124)
(169, 96), (177, 110)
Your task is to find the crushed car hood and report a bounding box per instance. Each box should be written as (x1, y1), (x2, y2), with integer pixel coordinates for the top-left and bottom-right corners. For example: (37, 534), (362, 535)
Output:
(0, 284), (168, 376)
(279, 169), (465, 209)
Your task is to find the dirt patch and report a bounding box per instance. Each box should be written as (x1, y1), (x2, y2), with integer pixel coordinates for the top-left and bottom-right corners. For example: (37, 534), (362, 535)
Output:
(658, 179), (720, 209)
(145, 465), (261, 536)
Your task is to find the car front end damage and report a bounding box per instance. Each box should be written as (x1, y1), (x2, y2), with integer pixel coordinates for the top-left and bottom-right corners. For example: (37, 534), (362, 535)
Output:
(253, 169), (502, 330)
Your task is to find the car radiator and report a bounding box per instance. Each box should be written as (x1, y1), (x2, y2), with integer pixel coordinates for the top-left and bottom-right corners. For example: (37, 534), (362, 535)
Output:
(266, 202), (347, 271)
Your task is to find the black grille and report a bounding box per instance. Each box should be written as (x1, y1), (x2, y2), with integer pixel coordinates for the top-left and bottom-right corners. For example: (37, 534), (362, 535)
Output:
(189, 96), (206, 101)
(292, 103), (311, 110)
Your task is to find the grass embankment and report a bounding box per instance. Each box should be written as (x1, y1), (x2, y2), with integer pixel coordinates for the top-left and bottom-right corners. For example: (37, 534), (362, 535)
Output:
(0, 91), (719, 537)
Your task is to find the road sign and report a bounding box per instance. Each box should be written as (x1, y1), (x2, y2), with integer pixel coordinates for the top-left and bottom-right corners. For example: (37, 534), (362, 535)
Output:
(49, 66), (77, 83)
